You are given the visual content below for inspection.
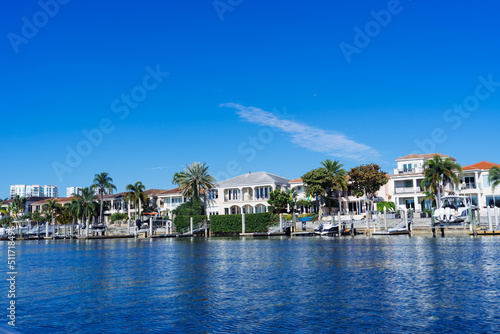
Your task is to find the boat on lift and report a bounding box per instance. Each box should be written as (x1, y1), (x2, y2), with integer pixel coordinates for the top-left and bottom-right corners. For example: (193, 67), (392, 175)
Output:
(433, 195), (476, 225)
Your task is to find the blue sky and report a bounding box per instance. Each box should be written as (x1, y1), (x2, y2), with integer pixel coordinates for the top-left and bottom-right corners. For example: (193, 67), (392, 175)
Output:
(1, 0), (500, 198)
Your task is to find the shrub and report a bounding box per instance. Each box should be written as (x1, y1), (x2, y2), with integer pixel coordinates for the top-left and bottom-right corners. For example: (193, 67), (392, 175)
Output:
(174, 215), (207, 232)
(210, 212), (275, 233)
(110, 213), (129, 222)
(377, 201), (396, 212)
(172, 199), (204, 216)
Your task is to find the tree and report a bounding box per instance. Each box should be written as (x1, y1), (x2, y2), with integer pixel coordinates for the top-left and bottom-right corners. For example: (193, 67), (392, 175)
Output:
(348, 164), (389, 212)
(172, 162), (216, 208)
(75, 187), (99, 230)
(92, 172), (117, 225)
(301, 168), (330, 215)
(488, 166), (500, 207)
(267, 189), (292, 214)
(126, 182), (147, 220)
(420, 155), (462, 209)
(321, 159), (348, 214)
(11, 195), (26, 217)
(43, 199), (62, 233)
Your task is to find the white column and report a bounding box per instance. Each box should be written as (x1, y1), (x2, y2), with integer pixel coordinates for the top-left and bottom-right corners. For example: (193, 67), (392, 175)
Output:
(242, 212), (246, 234)
(279, 213), (282, 232)
(190, 217), (193, 235)
(45, 221), (49, 238)
(384, 206), (388, 231)
(404, 208), (408, 230)
(414, 196), (418, 212)
(149, 217), (153, 237)
(495, 206), (499, 230)
(488, 206), (493, 230)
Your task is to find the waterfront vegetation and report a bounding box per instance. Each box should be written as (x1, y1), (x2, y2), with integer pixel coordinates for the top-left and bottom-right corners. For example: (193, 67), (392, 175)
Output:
(210, 212), (275, 233)
(420, 155), (462, 208)
(92, 172), (117, 225)
(0, 155), (478, 232)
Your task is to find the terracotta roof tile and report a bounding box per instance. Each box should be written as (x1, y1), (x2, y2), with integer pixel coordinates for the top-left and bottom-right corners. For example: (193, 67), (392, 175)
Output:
(463, 161), (500, 171)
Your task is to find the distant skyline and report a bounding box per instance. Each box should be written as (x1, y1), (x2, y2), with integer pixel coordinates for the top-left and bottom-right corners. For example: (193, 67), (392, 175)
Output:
(2, 0), (500, 198)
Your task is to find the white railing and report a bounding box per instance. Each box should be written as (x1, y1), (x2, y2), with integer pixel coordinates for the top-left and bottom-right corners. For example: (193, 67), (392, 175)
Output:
(394, 187), (415, 194)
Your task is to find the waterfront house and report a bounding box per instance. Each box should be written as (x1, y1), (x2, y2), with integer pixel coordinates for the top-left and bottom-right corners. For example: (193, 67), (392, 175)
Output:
(206, 172), (291, 215)
(460, 161), (500, 209)
(388, 153), (456, 212)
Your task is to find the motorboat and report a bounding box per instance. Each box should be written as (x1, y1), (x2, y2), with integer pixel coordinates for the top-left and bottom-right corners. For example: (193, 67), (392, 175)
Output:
(433, 196), (475, 225)
(314, 222), (339, 235)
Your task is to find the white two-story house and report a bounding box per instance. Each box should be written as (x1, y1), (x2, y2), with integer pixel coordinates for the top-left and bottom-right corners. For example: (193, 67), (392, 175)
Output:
(206, 172), (291, 215)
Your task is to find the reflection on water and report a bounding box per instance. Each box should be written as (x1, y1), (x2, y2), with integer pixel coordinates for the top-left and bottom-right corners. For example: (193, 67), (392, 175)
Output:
(3, 236), (500, 333)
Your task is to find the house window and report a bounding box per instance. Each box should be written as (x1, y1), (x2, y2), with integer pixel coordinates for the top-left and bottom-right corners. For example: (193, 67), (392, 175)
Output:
(224, 208), (229, 215)
(404, 181), (413, 188)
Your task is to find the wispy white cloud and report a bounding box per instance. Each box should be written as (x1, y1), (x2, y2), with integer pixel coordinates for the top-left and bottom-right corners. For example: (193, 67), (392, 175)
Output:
(221, 103), (380, 160)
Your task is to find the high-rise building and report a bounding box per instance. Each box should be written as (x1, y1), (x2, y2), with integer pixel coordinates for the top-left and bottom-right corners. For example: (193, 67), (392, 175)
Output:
(10, 185), (58, 199)
(66, 187), (83, 197)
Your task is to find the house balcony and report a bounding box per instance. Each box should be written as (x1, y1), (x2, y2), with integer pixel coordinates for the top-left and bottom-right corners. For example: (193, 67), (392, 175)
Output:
(224, 196), (270, 203)
(393, 167), (424, 175)
(461, 183), (477, 190)
(394, 187), (416, 194)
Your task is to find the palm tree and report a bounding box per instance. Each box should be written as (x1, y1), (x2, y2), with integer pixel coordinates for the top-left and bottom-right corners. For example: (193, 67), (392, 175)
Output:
(321, 159), (348, 214)
(43, 199), (62, 236)
(125, 182), (147, 221)
(488, 166), (500, 207)
(11, 195), (26, 217)
(92, 172), (117, 225)
(69, 198), (83, 238)
(172, 162), (216, 208)
(75, 187), (99, 233)
(420, 155), (462, 209)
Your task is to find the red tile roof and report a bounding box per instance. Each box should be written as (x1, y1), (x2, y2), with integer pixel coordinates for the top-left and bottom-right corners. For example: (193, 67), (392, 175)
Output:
(289, 178), (302, 183)
(463, 161), (500, 171)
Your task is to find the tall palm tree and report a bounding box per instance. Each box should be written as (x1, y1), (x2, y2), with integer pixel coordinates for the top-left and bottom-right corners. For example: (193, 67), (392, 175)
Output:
(420, 155), (462, 209)
(321, 159), (348, 214)
(488, 166), (500, 207)
(125, 182), (147, 221)
(92, 172), (117, 225)
(75, 187), (99, 232)
(69, 198), (83, 238)
(43, 199), (62, 235)
(172, 162), (216, 206)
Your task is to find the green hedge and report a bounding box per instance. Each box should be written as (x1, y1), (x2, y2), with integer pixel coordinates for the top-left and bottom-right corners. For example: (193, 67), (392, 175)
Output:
(173, 215), (207, 232)
(210, 212), (275, 233)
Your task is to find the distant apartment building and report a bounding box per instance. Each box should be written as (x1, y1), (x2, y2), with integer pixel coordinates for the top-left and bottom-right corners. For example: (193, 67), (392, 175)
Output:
(66, 187), (83, 197)
(10, 184), (58, 199)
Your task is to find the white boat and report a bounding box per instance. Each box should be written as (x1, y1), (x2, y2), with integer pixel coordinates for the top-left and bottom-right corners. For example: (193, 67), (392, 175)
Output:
(314, 222), (339, 235)
(433, 196), (475, 225)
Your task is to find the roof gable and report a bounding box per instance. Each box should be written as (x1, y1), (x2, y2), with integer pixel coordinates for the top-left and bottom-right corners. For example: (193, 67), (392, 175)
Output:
(216, 172), (291, 188)
(396, 153), (455, 161)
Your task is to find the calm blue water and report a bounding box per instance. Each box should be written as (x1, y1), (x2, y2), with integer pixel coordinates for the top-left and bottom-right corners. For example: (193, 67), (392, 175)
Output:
(2, 236), (500, 333)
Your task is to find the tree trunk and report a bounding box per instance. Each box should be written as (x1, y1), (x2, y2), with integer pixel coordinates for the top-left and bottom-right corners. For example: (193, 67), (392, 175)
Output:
(100, 189), (104, 226)
(138, 198), (142, 219)
(437, 186), (442, 209)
